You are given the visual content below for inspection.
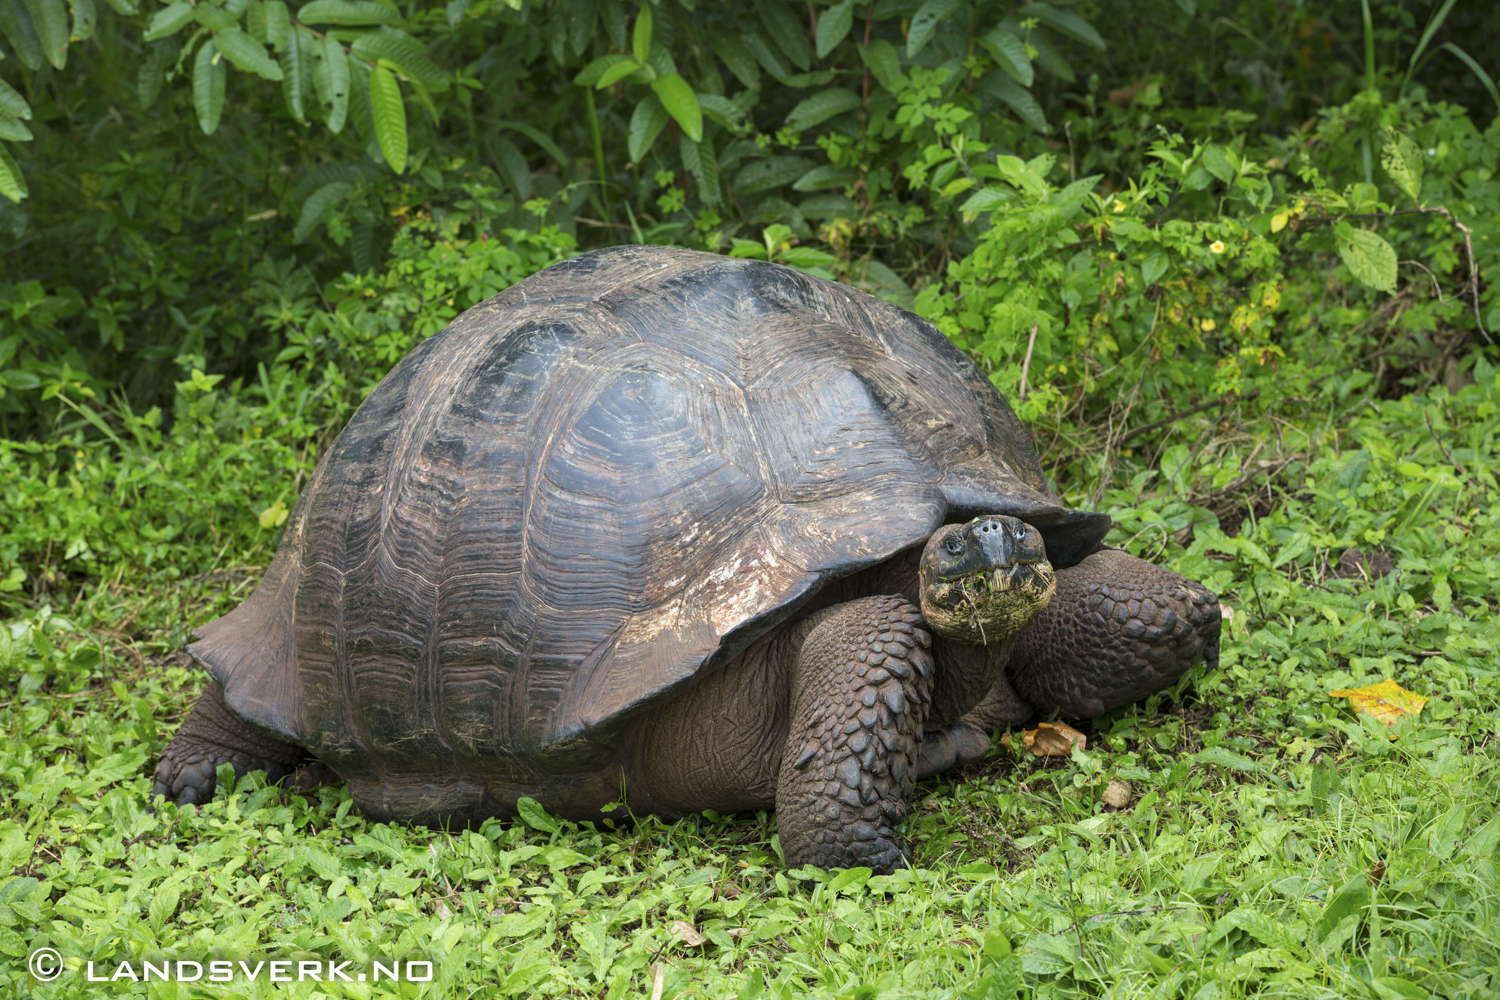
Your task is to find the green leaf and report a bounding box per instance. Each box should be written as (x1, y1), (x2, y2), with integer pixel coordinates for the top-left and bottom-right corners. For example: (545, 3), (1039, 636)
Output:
(742, 29), (788, 81)
(574, 52), (632, 86)
(734, 155), (813, 194)
(680, 134), (720, 208)
(495, 119), (569, 166)
(294, 180), (351, 240)
(516, 796), (561, 835)
(906, 0), (962, 58)
(1202, 144), (1235, 183)
(1174, 0), (1195, 12)
(367, 61), (406, 173)
(0, 77), (30, 120)
(100, 0), (136, 13)
(978, 71), (1047, 132)
(0, 107), (31, 141)
(696, 92), (745, 125)
(957, 186), (1015, 213)
(827, 866), (872, 893)
(785, 88), (860, 131)
(193, 40), (227, 134)
(859, 38), (900, 92)
(264, 0), (289, 50)
(979, 26), (1031, 86)
(566, 0), (594, 58)
(69, 0), (95, 41)
(22, 0), (68, 69)
(1427, 804), (1466, 860)
(351, 27), (448, 91)
(630, 3), (650, 64)
(194, 4), (237, 30)
(593, 57), (639, 89)
(650, 72), (701, 142)
(296, 0), (400, 25)
(755, 0), (809, 70)
(214, 27), (283, 80)
(1025, 27), (1074, 81)
(1337, 227), (1397, 292)
(1381, 128), (1423, 204)
(815, 0), (852, 58)
(278, 24), (309, 124)
(1142, 246), (1168, 284)
(0, 141), (26, 202)
(137, 51), (164, 107)
(1315, 878), (1369, 941)
(313, 33), (349, 131)
(627, 92), (667, 162)
(599, 0), (623, 48)
(142, 0), (193, 41)
(0, 0), (45, 71)
(1020, 2), (1105, 51)
(486, 132), (529, 199)
(711, 34), (759, 90)
(792, 164), (858, 191)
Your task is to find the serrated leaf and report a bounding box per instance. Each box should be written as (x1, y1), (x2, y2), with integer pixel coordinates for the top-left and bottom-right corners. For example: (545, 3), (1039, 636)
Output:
(352, 27), (447, 91)
(627, 92), (667, 162)
(215, 27), (283, 80)
(264, 0), (289, 49)
(979, 26), (1031, 86)
(293, 179), (351, 240)
(0, 77), (29, 120)
(650, 72), (701, 142)
(142, 0), (192, 40)
(978, 71), (1046, 132)
(1020, 1), (1104, 51)
(193, 40), (226, 134)
(859, 38), (900, 92)
(0, 0), (45, 71)
(1381, 129), (1423, 204)
(313, 33), (348, 131)
(785, 87), (860, 131)
(23, 0), (68, 69)
(631, 3), (649, 64)
(815, 0), (852, 58)
(906, 0), (961, 57)
(0, 142), (26, 202)
(367, 61), (406, 173)
(69, 0), (96, 41)
(278, 25), (308, 124)
(711, 34), (759, 90)
(296, 0), (399, 25)
(1337, 227), (1397, 292)
(734, 155), (812, 194)
(0, 107), (30, 141)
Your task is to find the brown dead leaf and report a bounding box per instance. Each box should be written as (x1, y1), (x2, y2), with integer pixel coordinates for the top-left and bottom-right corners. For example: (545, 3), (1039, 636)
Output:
(726, 927), (749, 940)
(1023, 721), (1087, 757)
(1329, 678), (1427, 728)
(1219, 603), (1235, 620)
(1109, 80), (1140, 105)
(719, 883), (742, 900)
(669, 920), (705, 947)
(1101, 779), (1133, 810)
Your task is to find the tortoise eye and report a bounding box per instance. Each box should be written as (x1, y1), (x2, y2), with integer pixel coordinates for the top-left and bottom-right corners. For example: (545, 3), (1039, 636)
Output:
(943, 534), (964, 555)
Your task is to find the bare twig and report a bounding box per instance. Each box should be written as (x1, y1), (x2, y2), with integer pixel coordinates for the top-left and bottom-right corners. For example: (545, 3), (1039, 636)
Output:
(1424, 410), (1464, 475)
(1018, 324), (1039, 401)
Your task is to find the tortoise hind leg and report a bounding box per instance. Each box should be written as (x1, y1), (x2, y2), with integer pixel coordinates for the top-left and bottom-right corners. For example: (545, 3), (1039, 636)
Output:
(153, 682), (330, 805)
(775, 596), (934, 874)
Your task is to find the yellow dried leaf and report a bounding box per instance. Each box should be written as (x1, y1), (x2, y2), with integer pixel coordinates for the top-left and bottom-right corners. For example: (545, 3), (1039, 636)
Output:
(1329, 679), (1427, 726)
(1023, 721), (1087, 757)
(669, 920), (705, 947)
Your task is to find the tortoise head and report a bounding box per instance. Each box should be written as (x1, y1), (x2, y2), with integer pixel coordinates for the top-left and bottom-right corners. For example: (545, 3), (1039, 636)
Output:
(918, 515), (1056, 645)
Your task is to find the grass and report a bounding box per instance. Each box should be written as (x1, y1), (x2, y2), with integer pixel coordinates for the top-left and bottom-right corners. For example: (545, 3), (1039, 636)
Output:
(2, 371), (1499, 999)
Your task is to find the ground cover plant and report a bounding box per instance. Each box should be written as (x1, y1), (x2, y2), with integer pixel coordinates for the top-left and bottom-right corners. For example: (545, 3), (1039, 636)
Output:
(2, 0), (1499, 997)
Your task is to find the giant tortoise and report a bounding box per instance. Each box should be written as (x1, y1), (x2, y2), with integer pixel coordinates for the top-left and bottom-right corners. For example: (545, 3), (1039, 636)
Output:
(154, 245), (1220, 872)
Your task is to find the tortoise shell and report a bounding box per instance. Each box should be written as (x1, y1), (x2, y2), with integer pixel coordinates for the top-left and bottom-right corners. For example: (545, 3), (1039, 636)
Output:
(191, 246), (1109, 774)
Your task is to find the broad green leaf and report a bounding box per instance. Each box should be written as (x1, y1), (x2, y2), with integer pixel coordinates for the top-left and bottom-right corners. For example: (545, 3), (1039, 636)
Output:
(367, 61), (406, 173)
(734, 155), (812, 194)
(195, 4), (237, 30)
(486, 132), (529, 199)
(313, 33), (349, 131)
(958, 186), (1015, 213)
(193, 40), (226, 134)
(0, 107), (30, 141)
(1142, 246), (1168, 284)
(0, 0), (45, 70)
(1381, 128), (1423, 203)
(859, 38), (900, 92)
(906, 0), (961, 57)
(785, 88), (860, 130)
(1337, 227), (1397, 292)
(599, 0), (623, 48)
(1175, 0), (1195, 12)
(296, 0), (400, 25)
(69, 0), (95, 41)
(142, 0), (192, 41)
(137, 51), (164, 107)
(627, 92), (667, 162)
(593, 57), (639, 89)
(1020, 2), (1105, 51)
(827, 866), (872, 893)
(755, 0), (809, 70)
(515, 796), (561, 835)
(1315, 878), (1369, 941)
(815, 0), (852, 58)
(680, 135), (720, 208)
(650, 72), (701, 142)
(695, 92), (744, 125)
(246, 0), (267, 40)
(264, 0), (289, 50)
(1025, 27), (1074, 81)
(630, 3), (649, 64)
(979, 27), (1031, 86)
(351, 27), (448, 91)
(278, 25), (308, 124)
(495, 119), (569, 166)
(574, 52), (631, 86)
(793, 164), (858, 191)
(1202, 144), (1235, 183)
(565, 0), (593, 58)
(0, 140), (24, 200)
(22, 0), (68, 69)
(100, 0), (136, 12)
(742, 30), (788, 81)
(978, 71), (1047, 132)
(0, 77), (29, 120)
(1427, 804), (1466, 860)
(711, 34), (759, 90)
(293, 180), (352, 240)
(214, 27), (283, 80)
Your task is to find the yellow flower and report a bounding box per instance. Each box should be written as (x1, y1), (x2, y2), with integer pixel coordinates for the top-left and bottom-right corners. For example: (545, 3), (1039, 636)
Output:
(1209, 240), (1226, 254)
(1201, 318), (1217, 332)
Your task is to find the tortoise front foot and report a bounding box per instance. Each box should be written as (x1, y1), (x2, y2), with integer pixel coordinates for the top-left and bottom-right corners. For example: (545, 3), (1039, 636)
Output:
(776, 596), (933, 874)
(152, 682), (322, 805)
(1008, 548), (1221, 718)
